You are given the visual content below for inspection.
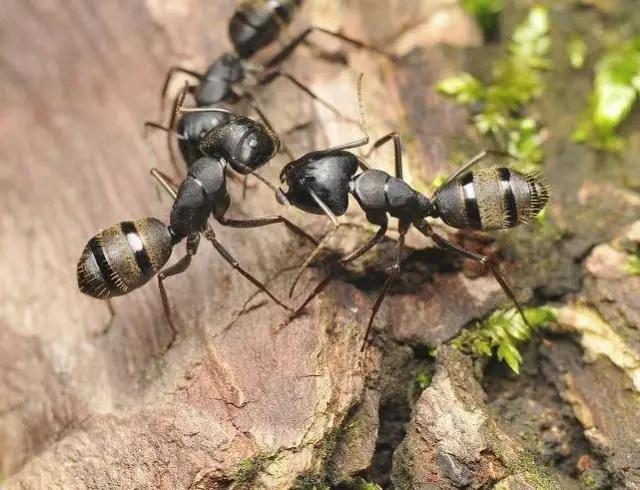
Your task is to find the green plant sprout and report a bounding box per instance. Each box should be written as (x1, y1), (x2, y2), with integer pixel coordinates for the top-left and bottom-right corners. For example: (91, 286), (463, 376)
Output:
(627, 253), (640, 276)
(568, 36), (587, 70)
(572, 36), (640, 152)
(356, 480), (383, 490)
(451, 306), (557, 374)
(415, 371), (432, 391)
(461, 0), (503, 41)
(438, 6), (551, 173)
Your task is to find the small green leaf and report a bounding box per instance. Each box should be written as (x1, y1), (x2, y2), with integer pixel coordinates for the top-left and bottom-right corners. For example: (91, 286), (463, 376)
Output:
(627, 254), (640, 276)
(416, 371), (432, 390)
(437, 73), (484, 104)
(358, 482), (383, 490)
(497, 341), (523, 374)
(574, 36), (640, 151)
(450, 306), (555, 373)
(568, 37), (587, 69)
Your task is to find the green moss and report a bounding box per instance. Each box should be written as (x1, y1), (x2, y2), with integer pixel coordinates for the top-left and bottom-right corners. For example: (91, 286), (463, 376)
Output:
(627, 253), (640, 276)
(451, 306), (556, 373)
(355, 480), (383, 490)
(415, 371), (432, 391)
(291, 474), (330, 490)
(506, 453), (559, 490)
(572, 35), (640, 152)
(568, 36), (588, 70)
(233, 453), (273, 487)
(438, 6), (551, 173)
(580, 472), (599, 490)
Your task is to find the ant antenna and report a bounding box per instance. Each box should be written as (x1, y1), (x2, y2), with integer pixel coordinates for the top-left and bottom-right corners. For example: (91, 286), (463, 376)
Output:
(356, 73), (369, 142)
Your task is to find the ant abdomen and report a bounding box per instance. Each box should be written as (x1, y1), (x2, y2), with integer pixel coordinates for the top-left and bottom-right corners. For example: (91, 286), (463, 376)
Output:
(77, 218), (174, 299)
(433, 167), (549, 231)
(229, 0), (301, 59)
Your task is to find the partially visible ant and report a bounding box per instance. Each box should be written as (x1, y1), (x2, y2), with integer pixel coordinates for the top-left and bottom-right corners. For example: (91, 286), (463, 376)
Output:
(150, 0), (391, 175)
(77, 157), (303, 352)
(162, 0), (389, 108)
(148, 83), (318, 245)
(275, 78), (550, 351)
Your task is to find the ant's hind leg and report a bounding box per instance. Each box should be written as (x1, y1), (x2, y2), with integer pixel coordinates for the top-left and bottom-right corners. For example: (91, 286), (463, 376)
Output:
(156, 233), (200, 353)
(413, 219), (531, 328)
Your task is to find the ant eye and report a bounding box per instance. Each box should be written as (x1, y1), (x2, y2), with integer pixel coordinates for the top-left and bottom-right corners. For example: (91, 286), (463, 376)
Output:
(248, 138), (258, 148)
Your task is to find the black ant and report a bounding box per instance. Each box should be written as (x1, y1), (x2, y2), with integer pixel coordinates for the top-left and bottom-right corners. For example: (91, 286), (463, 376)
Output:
(149, 0), (390, 176)
(76, 157), (303, 352)
(147, 83), (318, 245)
(275, 81), (550, 351)
(79, 86), (322, 350)
(162, 0), (389, 108)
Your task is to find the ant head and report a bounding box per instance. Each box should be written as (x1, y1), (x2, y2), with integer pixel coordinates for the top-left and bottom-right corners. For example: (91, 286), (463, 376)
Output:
(225, 118), (279, 174)
(278, 154), (355, 216)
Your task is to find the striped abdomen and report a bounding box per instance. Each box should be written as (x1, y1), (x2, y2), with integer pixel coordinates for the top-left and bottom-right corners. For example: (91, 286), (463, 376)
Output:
(433, 167), (549, 231)
(77, 218), (173, 299)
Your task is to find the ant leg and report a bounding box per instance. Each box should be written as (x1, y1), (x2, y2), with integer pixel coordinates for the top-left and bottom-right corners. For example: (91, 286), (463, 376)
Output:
(361, 223), (407, 351)
(363, 132), (403, 179)
(287, 188), (341, 297)
(442, 149), (515, 186)
(157, 233), (200, 352)
(413, 219), (531, 328)
(339, 215), (388, 264)
(160, 66), (201, 114)
(279, 216), (388, 330)
(201, 225), (292, 311)
(150, 168), (181, 198)
(146, 83), (191, 177)
(257, 70), (358, 123)
(217, 215), (318, 245)
(242, 174), (249, 199)
(97, 299), (116, 335)
(265, 26), (392, 69)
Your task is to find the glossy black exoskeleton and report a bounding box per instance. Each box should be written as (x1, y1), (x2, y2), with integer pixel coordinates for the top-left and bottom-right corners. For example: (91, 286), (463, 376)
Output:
(229, 0), (302, 59)
(148, 1), (391, 174)
(277, 131), (549, 350)
(77, 153), (317, 352)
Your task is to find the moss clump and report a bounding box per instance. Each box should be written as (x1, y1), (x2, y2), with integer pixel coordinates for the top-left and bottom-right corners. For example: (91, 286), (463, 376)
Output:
(291, 474), (330, 490)
(451, 306), (556, 373)
(627, 253), (640, 276)
(573, 36), (640, 152)
(438, 6), (551, 173)
(233, 453), (272, 488)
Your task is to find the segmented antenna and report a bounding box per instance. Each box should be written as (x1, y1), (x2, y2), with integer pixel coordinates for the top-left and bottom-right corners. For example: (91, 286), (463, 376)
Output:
(356, 73), (369, 141)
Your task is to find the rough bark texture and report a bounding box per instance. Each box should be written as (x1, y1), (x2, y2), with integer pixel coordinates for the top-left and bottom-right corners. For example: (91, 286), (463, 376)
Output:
(1, 1), (639, 489)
